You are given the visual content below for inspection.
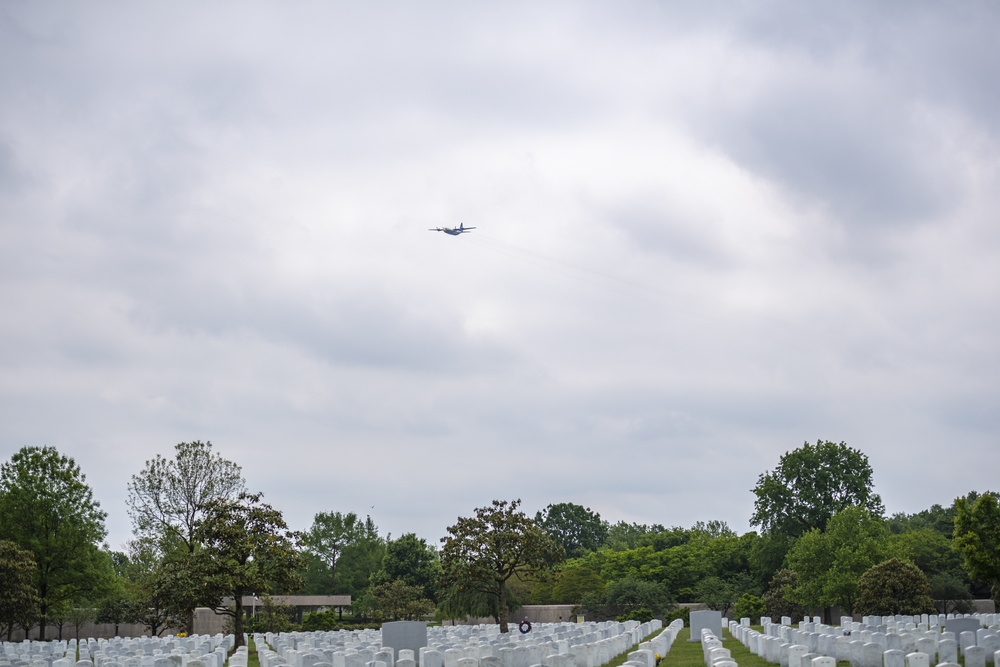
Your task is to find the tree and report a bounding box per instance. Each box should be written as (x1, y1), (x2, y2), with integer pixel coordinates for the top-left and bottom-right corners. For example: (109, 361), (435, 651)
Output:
(120, 538), (183, 636)
(534, 503), (609, 559)
(605, 521), (666, 551)
(762, 569), (807, 623)
(927, 570), (974, 614)
(855, 558), (934, 616)
(301, 511), (368, 594)
(953, 490), (1000, 608)
(127, 440), (245, 632)
(374, 533), (440, 602)
(95, 587), (133, 637)
(366, 580), (434, 621)
(731, 594), (767, 623)
(749, 531), (794, 592)
(66, 605), (96, 640)
(551, 560), (606, 604)
(194, 491), (303, 649)
(0, 540), (39, 641)
(696, 573), (759, 616)
(786, 506), (891, 616)
(245, 595), (296, 633)
(0, 446), (108, 640)
(439, 499), (563, 632)
(751, 440), (884, 538)
(336, 515), (386, 599)
(579, 576), (674, 621)
(887, 503), (956, 536)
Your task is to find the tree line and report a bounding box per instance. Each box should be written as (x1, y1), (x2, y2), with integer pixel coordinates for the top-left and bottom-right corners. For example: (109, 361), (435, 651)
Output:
(2, 440), (999, 644)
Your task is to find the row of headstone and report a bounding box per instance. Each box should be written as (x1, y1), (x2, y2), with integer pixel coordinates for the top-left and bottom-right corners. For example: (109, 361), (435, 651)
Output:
(620, 620), (684, 667)
(1, 617), (684, 667)
(0, 635), (236, 667)
(698, 623), (737, 667)
(253, 620), (679, 667)
(728, 613), (1000, 667)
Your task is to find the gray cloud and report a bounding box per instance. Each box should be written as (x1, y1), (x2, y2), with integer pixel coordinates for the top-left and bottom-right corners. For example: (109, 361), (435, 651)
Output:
(1, 1), (998, 551)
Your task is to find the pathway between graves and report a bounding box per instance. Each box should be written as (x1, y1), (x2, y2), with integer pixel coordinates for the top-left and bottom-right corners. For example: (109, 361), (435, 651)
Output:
(657, 627), (841, 667)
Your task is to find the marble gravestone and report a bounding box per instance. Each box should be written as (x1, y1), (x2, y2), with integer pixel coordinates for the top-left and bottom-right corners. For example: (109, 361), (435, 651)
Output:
(945, 619), (981, 640)
(689, 610), (723, 642)
(382, 622), (428, 663)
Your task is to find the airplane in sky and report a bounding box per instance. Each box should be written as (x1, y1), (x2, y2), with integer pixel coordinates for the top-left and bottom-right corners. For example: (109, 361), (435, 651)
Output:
(429, 223), (476, 236)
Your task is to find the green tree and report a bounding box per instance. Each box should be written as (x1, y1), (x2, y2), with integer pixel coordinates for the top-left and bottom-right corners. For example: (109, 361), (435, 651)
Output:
(0, 540), (39, 641)
(127, 440), (245, 632)
(0, 446), (108, 640)
(887, 504), (956, 536)
(749, 532), (794, 591)
(762, 568), (807, 623)
(534, 503), (609, 559)
(245, 594), (296, 633)
(439, 499), (562, 632)
(927, 570), (974, 614)
(888, 527), (962, 577)
(751, 440), (884, 538)
(367, 580), (434, 621)
(953, 490), (1000, 608)
(855, 558), (935, 616)
(579, 576), (673, 621)
(66, 605), (96, 641)
(786, 506), (891, 615)
(731, 593), (767, 623)
(336, 515), (385, 599)
(194, 492), (303, 649)
(605, 521), (666, 551)
(301, 511), (369, 594)
(374, 533), (439, 602)
(696, 573), (759, 616)
(121, 538), (182, 636)
(95, 586), (133, 637)
(552, 560), (606, 604)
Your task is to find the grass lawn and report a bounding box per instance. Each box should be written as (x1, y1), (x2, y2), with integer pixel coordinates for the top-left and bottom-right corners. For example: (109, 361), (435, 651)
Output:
(658, 627), (950, 667)
(246, 637), (261, 667)
(654, 627), (771, 667)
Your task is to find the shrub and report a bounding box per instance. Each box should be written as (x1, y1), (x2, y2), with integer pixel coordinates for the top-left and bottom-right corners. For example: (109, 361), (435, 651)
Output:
(856, 558), (935, 616)
(616, 607), (653, 623)
(730, 594), (767, 623)
(661, 606), (690, 625)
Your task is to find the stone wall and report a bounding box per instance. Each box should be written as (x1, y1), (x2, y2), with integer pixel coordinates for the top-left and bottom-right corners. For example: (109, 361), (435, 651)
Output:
(446, 604), (579, 626)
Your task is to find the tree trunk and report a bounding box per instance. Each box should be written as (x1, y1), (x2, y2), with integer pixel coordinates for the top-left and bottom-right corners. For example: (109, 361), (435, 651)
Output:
(498, 582), (509, 633)
(233, 595), (245, 649)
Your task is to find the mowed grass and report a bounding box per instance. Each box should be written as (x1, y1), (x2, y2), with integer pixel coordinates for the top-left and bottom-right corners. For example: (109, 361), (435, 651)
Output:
(246, 637), (261, 667)
(658, 627), (896, 667)
(656, 627), (810, 667)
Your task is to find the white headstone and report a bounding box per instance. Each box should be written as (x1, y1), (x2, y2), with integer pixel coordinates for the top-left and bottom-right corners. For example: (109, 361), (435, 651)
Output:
(966, 646), (987, 667)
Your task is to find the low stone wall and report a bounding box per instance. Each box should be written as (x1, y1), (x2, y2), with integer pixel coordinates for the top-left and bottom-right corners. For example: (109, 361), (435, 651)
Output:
(444, 604), (578, 626)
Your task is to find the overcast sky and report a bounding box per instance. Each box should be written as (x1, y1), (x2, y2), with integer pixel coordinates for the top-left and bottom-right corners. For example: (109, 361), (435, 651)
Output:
(2, 2), (998, 552)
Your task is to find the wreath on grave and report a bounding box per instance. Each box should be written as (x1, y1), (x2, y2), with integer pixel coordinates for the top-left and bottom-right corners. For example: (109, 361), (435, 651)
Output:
(519, 620), (532, 634)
